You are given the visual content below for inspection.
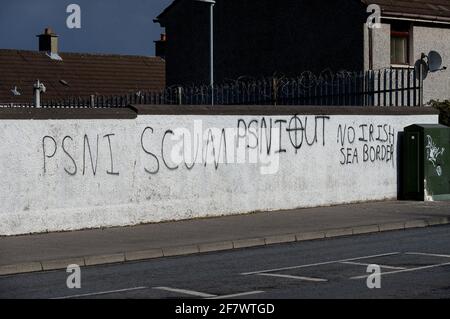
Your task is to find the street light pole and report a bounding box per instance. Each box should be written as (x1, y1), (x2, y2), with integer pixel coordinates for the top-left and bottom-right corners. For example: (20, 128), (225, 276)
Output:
(196, 0), (215, 105)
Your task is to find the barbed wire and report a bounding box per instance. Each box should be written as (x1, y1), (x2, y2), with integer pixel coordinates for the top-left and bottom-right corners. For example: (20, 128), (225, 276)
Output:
(0, 68), (420, 108)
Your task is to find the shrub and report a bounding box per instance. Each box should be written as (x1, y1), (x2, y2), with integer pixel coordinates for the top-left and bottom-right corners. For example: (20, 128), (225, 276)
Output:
(429, 100), (450, 126)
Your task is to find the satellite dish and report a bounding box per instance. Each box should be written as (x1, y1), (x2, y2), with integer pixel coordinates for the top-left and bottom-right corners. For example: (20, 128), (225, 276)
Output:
(415, 59), (429, 80)
(428, 51), (443, 72)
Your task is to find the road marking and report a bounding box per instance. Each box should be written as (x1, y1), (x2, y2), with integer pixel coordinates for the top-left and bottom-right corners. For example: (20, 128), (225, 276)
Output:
(208, 291), (264, 299)
(405, 252), (450, 259)
(153, 286), (217, 298)
(351, 261), (450, 280)
(257, 273), (328, 282)
(241, 252), (400, 275)
(52, 286), (148, 299)
(340, 261), (407, 270)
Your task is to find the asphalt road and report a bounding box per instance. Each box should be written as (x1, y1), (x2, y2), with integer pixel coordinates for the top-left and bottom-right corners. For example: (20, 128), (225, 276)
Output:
(1, 225), (450, 299)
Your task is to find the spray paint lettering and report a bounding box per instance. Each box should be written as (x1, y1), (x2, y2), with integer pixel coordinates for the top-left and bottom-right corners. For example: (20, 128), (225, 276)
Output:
(42, 133), (119, 176)
(338, 123), (395, 165)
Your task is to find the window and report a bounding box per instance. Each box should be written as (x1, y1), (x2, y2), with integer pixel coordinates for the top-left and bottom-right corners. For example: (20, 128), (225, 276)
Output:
(390, 24), (411, 65)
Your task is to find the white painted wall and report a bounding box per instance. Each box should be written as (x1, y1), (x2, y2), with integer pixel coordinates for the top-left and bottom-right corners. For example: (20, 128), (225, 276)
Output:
(0, 113), (438, 235)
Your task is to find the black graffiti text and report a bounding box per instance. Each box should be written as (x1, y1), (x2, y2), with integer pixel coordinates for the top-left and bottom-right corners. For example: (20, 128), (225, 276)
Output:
(42, 133), (119, 176)
(338, 123), (395, 165)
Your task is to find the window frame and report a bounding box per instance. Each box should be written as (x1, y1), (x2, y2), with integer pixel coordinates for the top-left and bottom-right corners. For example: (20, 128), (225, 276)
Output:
(390, 25), (412, 67)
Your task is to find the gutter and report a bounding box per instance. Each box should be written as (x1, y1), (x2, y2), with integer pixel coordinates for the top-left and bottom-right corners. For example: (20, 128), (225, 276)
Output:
(382, 11), (450, 26)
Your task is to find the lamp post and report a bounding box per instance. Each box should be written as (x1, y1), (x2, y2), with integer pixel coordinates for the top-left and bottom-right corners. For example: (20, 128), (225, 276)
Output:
(195, 0), (215, 105)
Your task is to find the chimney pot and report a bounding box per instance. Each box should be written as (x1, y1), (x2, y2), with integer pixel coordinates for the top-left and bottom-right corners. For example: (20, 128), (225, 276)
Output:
(155, 33), (167, 59)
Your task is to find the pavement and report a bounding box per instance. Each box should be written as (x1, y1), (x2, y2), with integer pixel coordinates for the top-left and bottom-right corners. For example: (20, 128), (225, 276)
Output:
(0, 200), (449, 276)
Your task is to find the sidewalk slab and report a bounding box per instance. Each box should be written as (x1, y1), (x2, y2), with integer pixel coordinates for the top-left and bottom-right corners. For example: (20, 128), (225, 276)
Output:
(1, 200), (450, 275)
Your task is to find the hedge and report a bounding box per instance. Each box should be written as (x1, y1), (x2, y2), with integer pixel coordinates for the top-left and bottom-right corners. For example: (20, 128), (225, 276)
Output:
(430, 100), (450, 126)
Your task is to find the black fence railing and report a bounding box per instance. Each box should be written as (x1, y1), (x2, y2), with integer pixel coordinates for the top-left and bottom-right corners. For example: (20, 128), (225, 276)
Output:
(0, 68), (422, 108)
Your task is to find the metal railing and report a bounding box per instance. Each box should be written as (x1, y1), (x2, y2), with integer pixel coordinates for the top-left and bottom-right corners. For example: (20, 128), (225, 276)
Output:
(0, 68), (422, 108)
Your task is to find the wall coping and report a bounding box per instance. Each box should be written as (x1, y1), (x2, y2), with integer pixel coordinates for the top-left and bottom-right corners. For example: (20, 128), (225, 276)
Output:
(0, 107), (137, 120)
(131, 105), (440, 116)
(0, 105), (439, 120)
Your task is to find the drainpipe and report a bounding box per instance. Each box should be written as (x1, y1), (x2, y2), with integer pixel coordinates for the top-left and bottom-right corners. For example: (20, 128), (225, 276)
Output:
(368, 28), (374, 70)
(419, 54), (425, 107)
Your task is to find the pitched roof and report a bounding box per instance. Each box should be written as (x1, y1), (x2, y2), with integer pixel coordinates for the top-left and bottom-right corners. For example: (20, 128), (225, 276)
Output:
(0, 50), (166, 104)
(155, 0), (184, 24)
(156, 0), (450, 24)
(361, 0), (450, 22)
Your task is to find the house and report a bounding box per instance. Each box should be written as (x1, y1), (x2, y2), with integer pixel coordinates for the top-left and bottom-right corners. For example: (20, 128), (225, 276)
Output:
(155, 0), (450, 103)
(0, 28), (166, 106)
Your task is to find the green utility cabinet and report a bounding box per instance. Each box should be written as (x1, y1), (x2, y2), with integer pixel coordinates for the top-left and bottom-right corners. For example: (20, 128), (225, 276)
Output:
(402, 124), (450, 201)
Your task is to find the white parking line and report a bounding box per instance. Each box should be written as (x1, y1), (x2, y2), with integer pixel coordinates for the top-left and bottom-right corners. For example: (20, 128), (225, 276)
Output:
(351, 261), (450, 280)
(241, 252), (400, 275)
(257, 273), (328, 282)
(405, 252), (450, 259)
(208, 291), (264, 299)
(153, 286), (217, 298)
(340, 261), (407, 270)
(52, 286), (148, 299)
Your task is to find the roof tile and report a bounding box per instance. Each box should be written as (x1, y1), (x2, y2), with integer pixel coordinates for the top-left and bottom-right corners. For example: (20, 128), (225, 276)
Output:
(0, 50), (166, 104)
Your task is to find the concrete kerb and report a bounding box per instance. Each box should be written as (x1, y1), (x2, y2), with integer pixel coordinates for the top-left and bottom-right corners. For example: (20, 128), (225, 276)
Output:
(42, 258), (86, 271)
(265, 234), (297, 245)
(84, 253), (125, 266)
(1, 217), (449, 276)
(162, 245), (200, 257)
(404, 219), (429, 229)
(295, 231), (325, 241)
(352, 225), (380, 235)
(198, 241), (234, 253)
(379, 221), (406, 232)
(427, 217), (449, 226)
(325, 228), (354, 238)
(0, 262), (43, 276)
(125, 249), (164, 261)
(233, 238), (266, 249)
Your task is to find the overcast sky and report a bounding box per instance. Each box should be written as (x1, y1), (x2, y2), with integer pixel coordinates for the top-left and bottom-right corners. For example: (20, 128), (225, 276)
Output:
(0, 0), (173, 56)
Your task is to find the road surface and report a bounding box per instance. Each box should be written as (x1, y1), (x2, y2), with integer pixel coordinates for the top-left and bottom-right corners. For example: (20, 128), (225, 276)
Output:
(1, 225), (450, 299)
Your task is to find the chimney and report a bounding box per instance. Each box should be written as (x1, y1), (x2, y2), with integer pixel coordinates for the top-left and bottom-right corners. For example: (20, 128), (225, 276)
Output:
(154, 33), (167, 59)
(37, 28), (58, 54)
